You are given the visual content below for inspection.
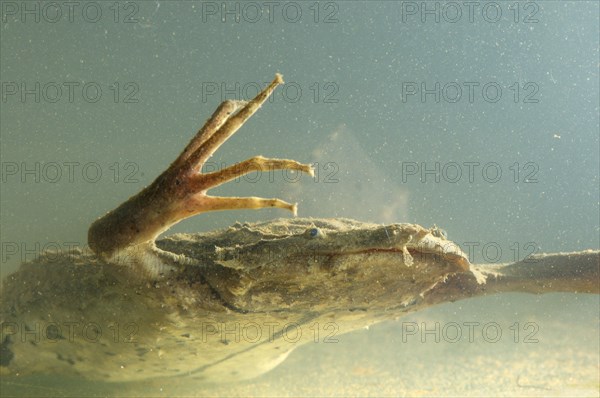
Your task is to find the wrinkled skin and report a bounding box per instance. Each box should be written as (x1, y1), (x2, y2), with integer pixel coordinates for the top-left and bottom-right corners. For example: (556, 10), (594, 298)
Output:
(1, 218), (597, 382)
(0, 218), (468, 382)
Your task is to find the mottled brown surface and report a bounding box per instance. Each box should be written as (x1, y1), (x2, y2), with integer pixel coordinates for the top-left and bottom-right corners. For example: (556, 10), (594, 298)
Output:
(1, 218), (598, 384)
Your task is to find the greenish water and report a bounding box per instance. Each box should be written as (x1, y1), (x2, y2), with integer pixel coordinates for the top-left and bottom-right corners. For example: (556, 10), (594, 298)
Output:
(1, 1), (598, 396)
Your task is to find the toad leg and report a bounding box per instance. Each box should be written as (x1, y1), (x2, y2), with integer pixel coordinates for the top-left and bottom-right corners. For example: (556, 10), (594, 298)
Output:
(88, 74), (312, 276)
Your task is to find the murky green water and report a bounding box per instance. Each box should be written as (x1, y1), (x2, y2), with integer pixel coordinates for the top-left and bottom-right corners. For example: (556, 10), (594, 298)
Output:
(1, 1), (598, 396)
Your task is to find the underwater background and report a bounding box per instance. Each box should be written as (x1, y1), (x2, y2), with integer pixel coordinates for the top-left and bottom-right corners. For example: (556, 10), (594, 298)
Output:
(1, 1), (598, 396)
